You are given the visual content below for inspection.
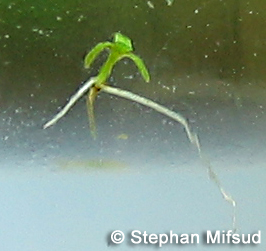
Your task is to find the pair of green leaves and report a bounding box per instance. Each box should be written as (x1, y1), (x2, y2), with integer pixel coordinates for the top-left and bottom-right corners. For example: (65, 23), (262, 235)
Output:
(84, 32), (150, 86)
(84, 32), (150, 138)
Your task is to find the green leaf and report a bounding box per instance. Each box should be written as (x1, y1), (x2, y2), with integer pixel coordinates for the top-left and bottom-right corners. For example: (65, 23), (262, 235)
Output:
(84, 42), (113, 69)
(125, 53), (150, 82)
(113, 32), (133, 52)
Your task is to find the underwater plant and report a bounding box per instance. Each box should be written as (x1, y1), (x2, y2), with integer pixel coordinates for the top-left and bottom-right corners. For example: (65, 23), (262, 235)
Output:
(43, 32), (198, 146)
(43, 33), (149, 138)
(43, 32), (236, 231)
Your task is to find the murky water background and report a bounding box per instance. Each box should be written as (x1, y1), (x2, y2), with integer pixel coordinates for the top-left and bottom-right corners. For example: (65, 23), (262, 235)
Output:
(1, 1), (266, 250)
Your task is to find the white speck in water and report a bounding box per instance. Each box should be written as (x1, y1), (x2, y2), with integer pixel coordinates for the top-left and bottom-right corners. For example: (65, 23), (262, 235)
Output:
(4, 34), (10, 39)
(204, 55), (208, 58)
(124, 75), (134, 79)
(15, 107), (22, 114)
(194, 9), (199, 14)
(38, 30), (44, 35)
(147, 1), (154, 9)
(4, 136), (9, 141)
(16, 25), (22, 29)
(249, 11), (253, 14)
(165, 0), (174, 6)
(254, 53), (257, 57)
(186, 25), (192, 29)
(162, 119), (168, 125)
(56, 16), (62, 21)
(77, 15), (85, 22)
(162, 85), (170, 90)
(189, 91), (195, 95)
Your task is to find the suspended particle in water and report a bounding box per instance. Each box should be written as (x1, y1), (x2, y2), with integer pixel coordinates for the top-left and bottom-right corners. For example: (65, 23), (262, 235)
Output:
(117, 134), (128, 140)
(147, 1), (154, 9)
(166, 0), (174, 6)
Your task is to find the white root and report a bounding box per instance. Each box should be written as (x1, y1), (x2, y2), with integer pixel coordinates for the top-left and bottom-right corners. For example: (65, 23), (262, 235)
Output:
(101, 85), (200, 150)
(43, 78), (237, 231)
(43, 77), (97, 129)
(101, 84), (237, 232)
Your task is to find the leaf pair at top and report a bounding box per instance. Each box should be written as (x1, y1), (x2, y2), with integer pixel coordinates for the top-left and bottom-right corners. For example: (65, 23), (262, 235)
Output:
(84, 32), (150, 86)
(83, 32), (150, 138)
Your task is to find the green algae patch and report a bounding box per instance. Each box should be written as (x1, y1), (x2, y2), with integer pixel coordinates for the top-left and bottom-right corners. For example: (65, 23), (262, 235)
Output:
(56, 159), (128, 172)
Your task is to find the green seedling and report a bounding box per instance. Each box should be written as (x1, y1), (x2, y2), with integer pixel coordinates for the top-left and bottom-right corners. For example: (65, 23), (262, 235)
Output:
(83, 32), (150, 138)
(43, 33), (236, 231)
(43, 32), (150, 138)
(84, 32), (150, 85)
